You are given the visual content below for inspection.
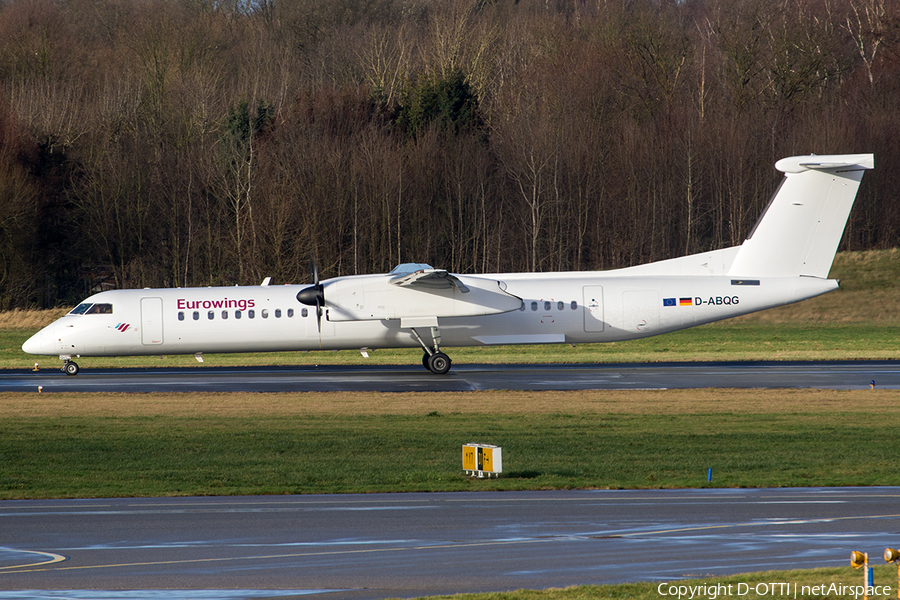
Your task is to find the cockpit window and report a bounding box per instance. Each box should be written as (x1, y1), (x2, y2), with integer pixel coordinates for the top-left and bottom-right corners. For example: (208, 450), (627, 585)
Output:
(68, 303), (92, 315)
(68, 303), (113, 315)
(86, 303), (113, 314)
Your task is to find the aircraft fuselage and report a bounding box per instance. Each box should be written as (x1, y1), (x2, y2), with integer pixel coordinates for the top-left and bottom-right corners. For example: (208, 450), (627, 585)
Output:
(23, 272), (836, 359)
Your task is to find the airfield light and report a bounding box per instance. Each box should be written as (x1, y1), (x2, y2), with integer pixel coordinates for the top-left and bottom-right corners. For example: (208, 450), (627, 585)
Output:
(885, 548), (900, 599)
(851, 551), (872, 600)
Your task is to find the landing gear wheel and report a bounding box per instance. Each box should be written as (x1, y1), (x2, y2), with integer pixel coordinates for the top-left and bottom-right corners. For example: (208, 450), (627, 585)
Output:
(422, 352), (431, 370)
(63, 361), (80, 376)
(427, 352), (451, 375)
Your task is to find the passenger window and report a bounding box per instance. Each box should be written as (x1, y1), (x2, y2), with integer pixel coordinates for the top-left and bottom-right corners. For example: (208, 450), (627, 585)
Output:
(178, 312), (185, 321)
(86, 303), (113, 314)
(557, 301), (564, 311)
(235, 310), (242, 319)
(248, 309), (255, 319)
(301, 308), (308, 318)
(208, 311), (215, 320)
(222, 310), (228, 320)
(262, 309), (269, 319)
(275, 309), (282, 318)
(571, 301), (577, 310)
(531, 301), (537, 311)
(193, 311), (199, 320)
(287, 308), (294, 317)
(544, 301), (551, 311)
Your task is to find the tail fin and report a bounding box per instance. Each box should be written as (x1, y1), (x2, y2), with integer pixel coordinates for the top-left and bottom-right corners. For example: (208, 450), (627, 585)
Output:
(728, 154), (874, 279)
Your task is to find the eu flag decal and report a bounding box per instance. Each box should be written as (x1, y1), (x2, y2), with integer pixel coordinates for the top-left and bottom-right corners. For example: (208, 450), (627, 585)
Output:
(663, 298), (676, 307)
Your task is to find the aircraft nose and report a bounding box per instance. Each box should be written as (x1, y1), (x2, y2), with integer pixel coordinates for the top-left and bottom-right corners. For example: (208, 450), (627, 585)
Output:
(22, 324), (58, 356)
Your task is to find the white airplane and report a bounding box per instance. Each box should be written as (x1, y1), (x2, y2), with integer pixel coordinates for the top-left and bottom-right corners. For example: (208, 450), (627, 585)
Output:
(23, 153), (873, 376)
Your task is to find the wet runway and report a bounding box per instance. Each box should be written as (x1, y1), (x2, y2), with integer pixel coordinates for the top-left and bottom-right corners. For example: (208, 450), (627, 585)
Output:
(2, 360), (899, 393)
(1, 488), (899, 599)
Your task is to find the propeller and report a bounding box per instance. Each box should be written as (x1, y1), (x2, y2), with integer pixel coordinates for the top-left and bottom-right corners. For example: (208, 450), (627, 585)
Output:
(296, 255), (325, 333)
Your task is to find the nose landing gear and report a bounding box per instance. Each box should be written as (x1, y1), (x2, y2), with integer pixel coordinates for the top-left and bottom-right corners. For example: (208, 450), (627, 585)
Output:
(60, 356), (80, 376)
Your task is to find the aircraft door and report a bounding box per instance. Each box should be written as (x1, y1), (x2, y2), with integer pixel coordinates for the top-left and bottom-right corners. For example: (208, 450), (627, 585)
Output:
(623, 290), (659, 334)
(582, 286), (605, 332)
(141, 297), (164, 345)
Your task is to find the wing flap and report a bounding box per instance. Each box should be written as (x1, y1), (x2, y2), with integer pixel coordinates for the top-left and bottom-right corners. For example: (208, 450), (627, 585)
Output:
(390, 269), (471, 293)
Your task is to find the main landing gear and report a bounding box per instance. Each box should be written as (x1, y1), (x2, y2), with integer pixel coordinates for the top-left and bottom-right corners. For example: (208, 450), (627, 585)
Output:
(60, 357), (80, 376)
(411, 326), (452, 375)
(423, 351), (452, 375)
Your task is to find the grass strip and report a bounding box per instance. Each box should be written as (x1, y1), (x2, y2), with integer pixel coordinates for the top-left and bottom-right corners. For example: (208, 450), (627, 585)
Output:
(411, 565), (900, 600)
(2, 389), (899, 499)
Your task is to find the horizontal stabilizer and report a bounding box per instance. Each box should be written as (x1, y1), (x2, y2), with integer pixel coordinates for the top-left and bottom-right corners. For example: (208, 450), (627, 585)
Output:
(775, 154), (875, 173)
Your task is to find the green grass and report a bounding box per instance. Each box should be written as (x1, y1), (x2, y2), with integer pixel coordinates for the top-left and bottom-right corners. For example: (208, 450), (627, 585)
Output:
(2, 389), (899, 498)
(415, 566), (900, 600)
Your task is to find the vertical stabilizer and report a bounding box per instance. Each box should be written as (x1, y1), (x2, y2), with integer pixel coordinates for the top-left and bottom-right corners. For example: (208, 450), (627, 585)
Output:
(728, 154), (874, 279)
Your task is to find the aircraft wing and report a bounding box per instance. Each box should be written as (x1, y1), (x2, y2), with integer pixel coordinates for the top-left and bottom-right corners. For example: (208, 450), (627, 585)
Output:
(389, 268), (471, 293)
(326, 271), (522, 322)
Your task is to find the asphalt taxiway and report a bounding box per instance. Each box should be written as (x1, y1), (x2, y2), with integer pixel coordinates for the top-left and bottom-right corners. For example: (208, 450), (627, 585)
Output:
(2, 360), (899, 392)
(1, 488), (899, 599)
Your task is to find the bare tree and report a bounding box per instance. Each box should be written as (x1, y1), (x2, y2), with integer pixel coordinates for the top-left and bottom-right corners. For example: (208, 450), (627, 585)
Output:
(845, 0), (887, 86)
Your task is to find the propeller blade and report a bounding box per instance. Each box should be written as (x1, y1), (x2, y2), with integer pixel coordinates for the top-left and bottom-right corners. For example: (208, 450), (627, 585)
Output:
(315, 297), (322, 334)
(298, 253), (324, 342)
(297, 254), (325, 307)
(310, 254), (319, 287)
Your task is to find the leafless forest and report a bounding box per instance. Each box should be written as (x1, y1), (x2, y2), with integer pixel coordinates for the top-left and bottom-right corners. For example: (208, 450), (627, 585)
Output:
(0, 0), (898, 308)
